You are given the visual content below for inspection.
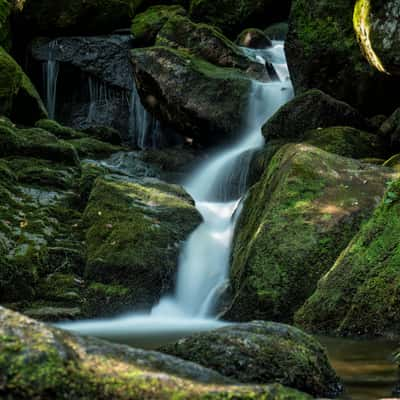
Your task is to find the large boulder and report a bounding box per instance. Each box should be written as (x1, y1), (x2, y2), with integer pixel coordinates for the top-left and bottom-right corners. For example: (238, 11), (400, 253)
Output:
(162, 321), (342, 398)
(295, 177), (400, 338)
(131, 46), (251, 146)
(236, 28), (272, 49)
(354, 0), (400, 76)
(83, 175), (202, 312)
(189, 0), (291, 38)
(262, 89), (372, 142)
(0, 307), (312, 399)
(225, 144), (393, 322)
(0, 47), (47, 124)
(156, 15), (269, 80)
(286, 0), (400, 115)
(380, 106), (400, 152)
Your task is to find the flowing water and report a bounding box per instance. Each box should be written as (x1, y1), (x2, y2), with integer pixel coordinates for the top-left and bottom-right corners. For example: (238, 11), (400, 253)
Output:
(59, 41), (293, 342)
(42, 40), (60, 120)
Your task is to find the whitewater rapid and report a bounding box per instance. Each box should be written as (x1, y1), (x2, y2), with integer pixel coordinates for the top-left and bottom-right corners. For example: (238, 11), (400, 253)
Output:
(58, 41), (293, 347)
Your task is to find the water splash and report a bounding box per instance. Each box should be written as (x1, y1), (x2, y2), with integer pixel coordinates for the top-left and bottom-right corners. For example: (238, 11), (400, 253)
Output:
(42, 40), (60, 119)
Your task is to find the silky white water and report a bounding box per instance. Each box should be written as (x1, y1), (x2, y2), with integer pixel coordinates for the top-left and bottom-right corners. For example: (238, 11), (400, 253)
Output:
(59, 41), (293, 346)
(43, 40), (59, 120)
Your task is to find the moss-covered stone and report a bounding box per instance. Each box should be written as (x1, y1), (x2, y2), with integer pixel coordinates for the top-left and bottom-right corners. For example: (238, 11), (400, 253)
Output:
(67, 137), (124, 159)
(262, 89), (372, 142)
(83, 125), (122, 145)
(226, 144), (393, 322)
(295, 177), (400, 337)
(384, 153), (400, 172)
(35, 119), (84, 140)
(131, 46), (251, 146)
(131, 4), (187, 46)
(156, 15), (268, 80)
(264, 22), (288, 40)
(162, 321), (342, 397)
(0, 47), (47, 124)
(0, 307), (311, 399)
(286, 0), (400, 115)
(236, 28), (272, 49)
(189, 0), (291, 38)
(303, 126), (386, 159)
(83, 176), (201, 311)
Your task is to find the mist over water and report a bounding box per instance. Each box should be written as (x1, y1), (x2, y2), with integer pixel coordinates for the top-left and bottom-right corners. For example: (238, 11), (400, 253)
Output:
(58, 41), (294, 346)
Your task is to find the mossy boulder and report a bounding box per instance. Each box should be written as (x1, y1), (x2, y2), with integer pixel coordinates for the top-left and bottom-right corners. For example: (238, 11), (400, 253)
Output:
(236, 28), (272, 49)
(83, 176), (201, 312)
(264, 22), (289, 40)
(295, 177), (400, 338)
(131, 5), (187, 46)
(35, 119), (84, 140)
(0, 0), (11, 50)
(162, 321), (341, 398)
(384, 154), (400, 172)
(0, 125), (79, 166)
(156, 15), (268, 80)
(354, 0), (400, 76)
(262, 89), (371, 142)
(303, 126), (386, 159)
(0, 307), (313, 399)
(13, 0), (143, 37)
(67, 137), (124, 159)
(189, 0), (291, 38)
(286, 0), (400, 115)
(131, 46), (251, 146)
(83, 125), (122, 145)
(225, 144), (393, 322)
(0, 47), (47, 124)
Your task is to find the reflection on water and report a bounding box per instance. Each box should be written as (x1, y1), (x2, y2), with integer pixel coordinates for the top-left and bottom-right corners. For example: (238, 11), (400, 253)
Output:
(319, 336), (399, 400)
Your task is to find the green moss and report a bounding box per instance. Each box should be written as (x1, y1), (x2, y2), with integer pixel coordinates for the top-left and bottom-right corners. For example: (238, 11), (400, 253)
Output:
(227, 144), (393, 322)
(0, 0), (11, 50)
(0, 47), (47, 123)
(131, 5), (187, 46)
(295, 177), (400, 337)
(67, 137), (123, 159)
(35, 119), (84, 139)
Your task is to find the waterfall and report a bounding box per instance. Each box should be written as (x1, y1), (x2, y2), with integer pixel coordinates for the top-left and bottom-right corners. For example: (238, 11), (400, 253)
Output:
(42, 41), (60, 120)
(58, 41), (294, 346)
(128, 83), (162, 149)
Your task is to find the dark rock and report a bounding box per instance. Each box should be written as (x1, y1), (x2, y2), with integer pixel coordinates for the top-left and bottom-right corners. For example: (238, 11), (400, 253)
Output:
(161, 321), (342, 398)
(262, 89), (372, 142)
(236, 28), (272, 49)
(380, 107), (400, 151)
(264, 22), (288, 40)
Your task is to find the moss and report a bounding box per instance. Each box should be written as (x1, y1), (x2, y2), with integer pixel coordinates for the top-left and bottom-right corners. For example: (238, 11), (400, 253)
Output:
(67, 137), (123, 159)
(383, 153), (400, 171)
(295, 177), (400, 337)
(0, 47), (47, 123)
(79, 161), (107, 206)
(235, 28), (272, 49)
(303, 126), (386, 159)
(0, 0), (11, 50)
(227, 144), (393, 322)
(35, 119), (84, 140)
(131, 4), (187, 46)
(83, 176), (201, 310)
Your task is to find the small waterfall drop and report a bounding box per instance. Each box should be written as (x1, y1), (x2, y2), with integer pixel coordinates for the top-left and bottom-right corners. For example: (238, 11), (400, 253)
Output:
(42, 40), (60, 119)
(58, 41), (293, 346)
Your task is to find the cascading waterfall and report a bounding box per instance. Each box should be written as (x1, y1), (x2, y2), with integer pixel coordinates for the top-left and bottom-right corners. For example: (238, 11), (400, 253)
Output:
(128, 84), (162, 149)
(58, 41), (293, 346)
(42, 40), (60, 120)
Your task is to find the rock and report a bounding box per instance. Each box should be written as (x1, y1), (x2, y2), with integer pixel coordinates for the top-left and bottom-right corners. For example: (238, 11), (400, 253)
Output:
(354, 0), (400, 76)
(156, 15), (269, 80)
(295, 177), (400, 338)
(303, 126), (386, 159)
(162, 321), (342, 397)
(236, 28), (272, 49)
(189, 0), (291, 38)
(67, 137), (124, 159)
(380, 107), (400, 151)
(264, 22), (289, 40)
(0, 307), (312, 399)
(131, 5), (187, 46)
(83, 175), (202, 312)
(225, 144), (393, 322)
(286, 0), (400, 115)
(0, 47), (47, 124)
(0, 0), (11, 50)
(262, 89), (372, 142)
(35, 119), (85, 139)
(0, 125), (79, 166)
(23, 306), (82, 321)
(13, 0), (141, 37)
(83, 125), (122, 145)
(131, 46), (251, 146)
(384, 154), (400, 172)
